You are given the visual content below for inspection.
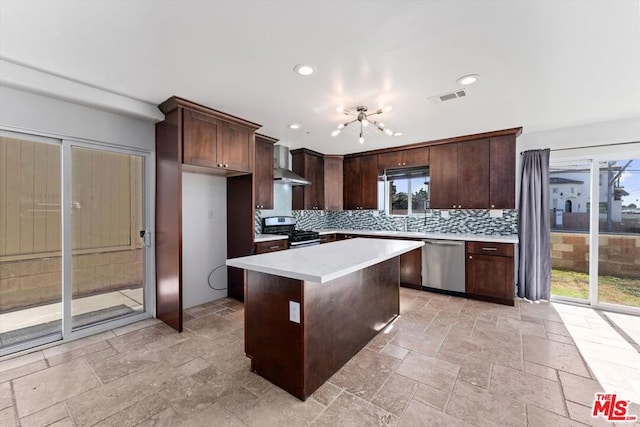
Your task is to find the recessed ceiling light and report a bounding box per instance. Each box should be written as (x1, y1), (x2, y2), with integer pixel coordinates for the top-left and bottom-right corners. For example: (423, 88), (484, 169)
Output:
(457, 74), (479, 85)
(294, 64), (315, 76)
(393, 132), (403, 136)
(288, 123), (301, 130)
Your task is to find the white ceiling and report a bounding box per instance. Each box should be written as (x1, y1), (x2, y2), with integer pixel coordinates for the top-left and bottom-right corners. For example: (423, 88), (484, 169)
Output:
(1, 0), (639, 154)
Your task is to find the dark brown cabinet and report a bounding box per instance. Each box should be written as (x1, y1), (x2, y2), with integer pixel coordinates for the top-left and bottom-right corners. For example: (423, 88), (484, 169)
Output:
(430, 139), (490, 209)
(254, 239), (288, 254)
(182, 109), (253, 173)
(343, 154), (378, 210)
(377, 147), (429, 170)
(465, 241), (515, 306)
(319, 234), (336, 244)
(489, 135), (516, 209)
(156, 96), (261, 329)
(323, 155), (343, 210)
(254, 134), (277, 209)
(291, 149), (324, 210)
(400, 248), (422, 289)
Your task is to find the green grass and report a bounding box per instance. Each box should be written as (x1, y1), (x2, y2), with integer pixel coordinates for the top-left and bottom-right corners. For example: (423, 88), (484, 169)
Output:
(551, 268), (640, 307)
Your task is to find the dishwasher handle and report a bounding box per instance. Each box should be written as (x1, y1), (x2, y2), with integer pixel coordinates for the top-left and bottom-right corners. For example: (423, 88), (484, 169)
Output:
(423, 239), (464, 247)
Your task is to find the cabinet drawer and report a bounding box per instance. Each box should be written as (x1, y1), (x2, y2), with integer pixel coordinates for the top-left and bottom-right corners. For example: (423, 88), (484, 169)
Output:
(255, 239), (288, 254)
(319, 234), (336, 244)
(466, 241), (513, 257)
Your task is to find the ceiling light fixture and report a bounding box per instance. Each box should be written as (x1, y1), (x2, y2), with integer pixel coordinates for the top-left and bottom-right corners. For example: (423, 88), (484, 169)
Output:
(456, 74), (479, 85)
(331, 105), (394, 144)
(393, 132), (403, 136)
(294, 64), (315, 76)
(288, 123), (301, 130)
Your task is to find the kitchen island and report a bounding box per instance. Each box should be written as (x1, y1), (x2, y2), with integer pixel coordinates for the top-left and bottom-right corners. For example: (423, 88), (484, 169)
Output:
(226, 237), (424, 400)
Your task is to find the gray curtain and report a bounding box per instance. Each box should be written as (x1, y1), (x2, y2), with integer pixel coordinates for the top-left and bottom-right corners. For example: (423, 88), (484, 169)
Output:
(518, 149), (551, 301)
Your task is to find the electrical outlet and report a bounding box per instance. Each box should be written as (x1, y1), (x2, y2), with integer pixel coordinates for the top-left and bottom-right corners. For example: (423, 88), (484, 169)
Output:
(289, 301), (300, 323)
(441, 210), (450, 219)
(372, 211), (379, 217)
(489, 209), (503, 218)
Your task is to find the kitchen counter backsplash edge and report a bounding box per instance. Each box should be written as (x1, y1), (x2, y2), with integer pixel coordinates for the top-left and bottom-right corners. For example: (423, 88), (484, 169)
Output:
(255, 209), (518, 237)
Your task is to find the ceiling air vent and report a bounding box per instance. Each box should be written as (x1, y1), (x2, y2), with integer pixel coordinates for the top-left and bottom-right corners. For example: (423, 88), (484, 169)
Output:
(429, 88), (469, 104)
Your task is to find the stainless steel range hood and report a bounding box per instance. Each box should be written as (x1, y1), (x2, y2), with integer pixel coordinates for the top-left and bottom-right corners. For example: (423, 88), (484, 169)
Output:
(273, 145), (311, 186)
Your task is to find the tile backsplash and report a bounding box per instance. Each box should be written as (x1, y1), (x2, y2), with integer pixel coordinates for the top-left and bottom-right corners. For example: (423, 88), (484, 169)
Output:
(256, 209), (517, 236)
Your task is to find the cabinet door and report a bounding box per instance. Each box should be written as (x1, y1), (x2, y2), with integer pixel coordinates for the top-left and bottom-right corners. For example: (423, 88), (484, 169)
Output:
(457, 139), (489, 209)
(400, 248), (422, 289)
(219, 122), (252, 173)
(377, 151), (404, 169)
(323, 156), (343, 210)
(359, 155), (379, 209)
(308, 154), (324, 209)
(429, 144), (459, 209)
(466, 253), (514, 302)
(254, 137), (274, 209)
(403, 147), (430, 167)
(489, 135), (516, 209)
(183, 109), (221, 168)
(292, 151), (324, 210)
(343, 157), (361, 209)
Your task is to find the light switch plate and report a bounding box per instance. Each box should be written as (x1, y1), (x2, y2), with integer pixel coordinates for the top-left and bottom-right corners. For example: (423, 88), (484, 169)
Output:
(489, 209), (503, 218)
(289, 301), (300, 323)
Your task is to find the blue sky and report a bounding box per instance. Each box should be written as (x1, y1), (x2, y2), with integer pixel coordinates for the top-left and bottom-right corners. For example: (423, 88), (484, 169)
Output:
(620, 159), (640, 206)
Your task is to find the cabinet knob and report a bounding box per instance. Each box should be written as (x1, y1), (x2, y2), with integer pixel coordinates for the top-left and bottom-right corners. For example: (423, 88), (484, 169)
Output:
(217, 163), (222, 167)
(224, 164), (229, 168)
(452, 205), (456, 208)
(469, 256), (473, 259)
(458, 205), (462, 208)
(491, 204), (495, 208)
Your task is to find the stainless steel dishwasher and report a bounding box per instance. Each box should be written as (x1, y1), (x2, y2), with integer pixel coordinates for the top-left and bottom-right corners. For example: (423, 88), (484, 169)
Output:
(421, 239), (466, 296)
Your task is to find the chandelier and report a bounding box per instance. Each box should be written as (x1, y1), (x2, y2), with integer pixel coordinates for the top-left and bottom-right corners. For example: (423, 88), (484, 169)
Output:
(331, 105), (394, 144)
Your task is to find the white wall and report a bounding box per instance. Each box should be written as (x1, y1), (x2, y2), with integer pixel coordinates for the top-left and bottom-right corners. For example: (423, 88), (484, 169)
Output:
(259, 182), (293, 218)
(0, 85), (155, 151)
(181, 172), (228, 307)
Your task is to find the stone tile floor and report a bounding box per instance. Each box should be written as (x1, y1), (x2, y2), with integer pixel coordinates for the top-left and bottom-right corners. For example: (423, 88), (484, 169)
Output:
(0, 288), (639, 426)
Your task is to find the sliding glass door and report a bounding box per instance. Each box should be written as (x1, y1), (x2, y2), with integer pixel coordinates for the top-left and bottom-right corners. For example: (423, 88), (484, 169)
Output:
(0, 133), (63, 350)
(70, 146), (146, 331)
(550, 151), (640, 314)
(596, 159), (640, 309)
(0, 130), (151, 355)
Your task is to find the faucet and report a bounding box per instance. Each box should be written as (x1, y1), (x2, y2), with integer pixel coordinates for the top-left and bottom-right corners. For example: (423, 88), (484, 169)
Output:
(403, 217), (408, 232)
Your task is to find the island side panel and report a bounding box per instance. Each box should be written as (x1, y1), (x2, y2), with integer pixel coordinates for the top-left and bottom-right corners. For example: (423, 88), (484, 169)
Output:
(303, 257), (400, 399)
(245, 270), (304, 398)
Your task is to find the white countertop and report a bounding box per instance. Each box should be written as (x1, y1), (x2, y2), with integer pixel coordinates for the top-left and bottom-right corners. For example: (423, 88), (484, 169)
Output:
(315, 229), (519, 244)
(228, 238), (424, 283)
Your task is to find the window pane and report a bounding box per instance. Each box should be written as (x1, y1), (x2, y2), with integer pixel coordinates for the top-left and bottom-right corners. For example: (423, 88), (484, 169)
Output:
(411, 177), (429, 213)
(597, 159), (640, 308)
(390, 179), (409, 215)
(71, 147), (145, 331)
(549, 161), (590, 300)
(0, 135), (62, 350)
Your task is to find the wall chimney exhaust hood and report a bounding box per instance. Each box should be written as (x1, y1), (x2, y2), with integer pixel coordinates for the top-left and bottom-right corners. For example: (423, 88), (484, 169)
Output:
(273, 145), (311, 186)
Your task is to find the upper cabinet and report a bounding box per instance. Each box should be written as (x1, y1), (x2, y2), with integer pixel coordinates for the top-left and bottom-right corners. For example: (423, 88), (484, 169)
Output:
(159, 96), (259, 174)
(489, 135), (516, 209)
(291, 149), (324, 210)
(344, 154), (378, 210)
(323, 155), (343, 210)
(430, 132), (517, 209)
(377, 147), (429, 170)
(254, 134), (278, 209)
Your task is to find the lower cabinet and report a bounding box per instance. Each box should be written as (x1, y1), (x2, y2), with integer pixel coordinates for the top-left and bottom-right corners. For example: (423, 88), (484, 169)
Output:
(465, 242), (515, 306)
(255, 239), (288, 254)
(399, 248), (422, 289)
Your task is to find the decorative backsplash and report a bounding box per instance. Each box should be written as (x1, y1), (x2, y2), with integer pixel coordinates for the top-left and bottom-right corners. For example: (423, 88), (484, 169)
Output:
(256, 209), (518, 236)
